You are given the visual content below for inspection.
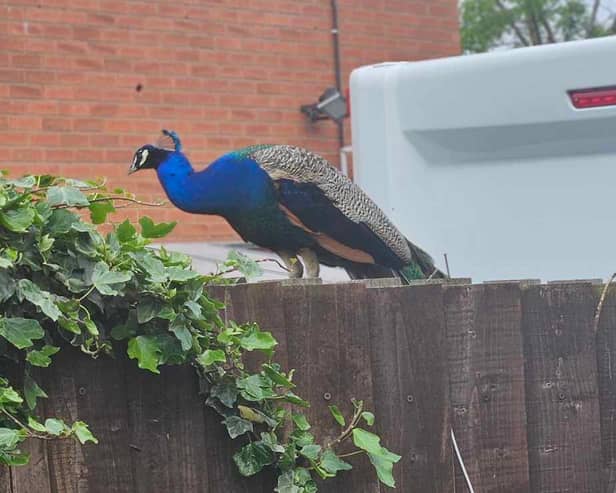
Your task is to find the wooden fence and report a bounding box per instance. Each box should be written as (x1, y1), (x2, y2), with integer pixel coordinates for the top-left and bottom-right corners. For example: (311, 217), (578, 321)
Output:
(2, 279), (616, 492)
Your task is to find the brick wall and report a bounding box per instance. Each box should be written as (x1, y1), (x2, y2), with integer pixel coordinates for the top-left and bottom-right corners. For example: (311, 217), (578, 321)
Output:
(0, 0), (459, 241)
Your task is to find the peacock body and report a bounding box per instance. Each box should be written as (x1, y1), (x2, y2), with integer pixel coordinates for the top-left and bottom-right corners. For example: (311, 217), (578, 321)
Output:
(129, 131), (443, 281)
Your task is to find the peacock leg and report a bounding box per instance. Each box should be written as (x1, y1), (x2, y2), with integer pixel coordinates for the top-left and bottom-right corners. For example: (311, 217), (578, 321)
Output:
(299, 248), (320, 278)
(277, 251), (303, 278)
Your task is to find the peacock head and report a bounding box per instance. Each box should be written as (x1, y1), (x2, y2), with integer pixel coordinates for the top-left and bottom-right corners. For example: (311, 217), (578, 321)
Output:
(129, 129), (183, 175)
(128, 145), (170, 174)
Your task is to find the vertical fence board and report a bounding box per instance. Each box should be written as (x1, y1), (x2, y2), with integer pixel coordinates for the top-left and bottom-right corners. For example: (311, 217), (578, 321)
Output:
(521, 283), (602, 492)
(0, 464), (11, 493)
(281, 282), (379, 492)
(125, 363), (209, 493)
(596, 287), (616, 490)
(367, 284), (453, 492)
(202, 283), (281, 493)
(445, 283), (530, 492)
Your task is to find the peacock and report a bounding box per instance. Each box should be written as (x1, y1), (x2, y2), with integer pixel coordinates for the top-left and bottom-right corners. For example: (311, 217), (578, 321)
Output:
(129, 130), (444, 282)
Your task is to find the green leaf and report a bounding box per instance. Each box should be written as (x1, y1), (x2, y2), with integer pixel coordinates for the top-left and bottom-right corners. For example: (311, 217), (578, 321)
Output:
(1, 450), (30, 466)
(275, 470), (300, 493)
(262, 364), (295, 388)
(0, 317), (44, 349)
(0, 207), (35, 232)
(222, 416), (253, 439)
(329, 405), (345, 427)
(46, 186), (89, 207)
(0, 271), (15, 302)
(239, 325), (277, 352)
(0, 386), (23, 405)
(284, 392), (309, 407)
(361, 411), (375, 426)
(232, 441), (274, 476)
(167, 267), (200, 282)
(227, 250), (263, 280)
(133, 253), (167, 283)
(44, 418), (66, 436)
(169, 318), (192, 351)
(299, 444), (321, 461)
(23, 373), (47, 409)
(17, 279), (62, 321)
(136, 299), (160, 324)
(72, 421), (98, 444)
(127, 335), (162, 374)
(292, 413), (311, 431)
(197, 349), (226, 367)
(6, 176), (36, 188)
(27, 417), (47, 433)
(92, 262), (131, 295)
(210, 382), (238, 408)
(26, 345), (60, 367)
(320, 449), (353, 475)
(89, 200), (115, 224)
(0, 428), (26, 449)
(116, 220), (136, 242)
(139, 216), (176, 238)
(236, 374), (276, 402)
(352, 428), (401, 488)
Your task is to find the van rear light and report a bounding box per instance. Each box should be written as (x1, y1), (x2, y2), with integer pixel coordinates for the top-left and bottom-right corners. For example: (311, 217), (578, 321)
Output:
(569, 86), (616, 109)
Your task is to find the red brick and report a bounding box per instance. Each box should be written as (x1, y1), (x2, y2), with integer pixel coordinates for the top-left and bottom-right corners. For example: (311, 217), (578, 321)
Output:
(0, 0), (459, 241)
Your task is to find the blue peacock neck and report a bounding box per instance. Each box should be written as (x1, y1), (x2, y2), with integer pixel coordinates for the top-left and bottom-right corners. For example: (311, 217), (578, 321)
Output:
(155, 152), (277, 218)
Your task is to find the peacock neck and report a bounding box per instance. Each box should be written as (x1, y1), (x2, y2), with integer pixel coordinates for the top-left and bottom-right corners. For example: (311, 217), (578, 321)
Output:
(155, 152), (276, 217)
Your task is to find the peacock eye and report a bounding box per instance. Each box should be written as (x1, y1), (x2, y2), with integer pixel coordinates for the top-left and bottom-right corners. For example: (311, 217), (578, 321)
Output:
(139, 148), (149, 166)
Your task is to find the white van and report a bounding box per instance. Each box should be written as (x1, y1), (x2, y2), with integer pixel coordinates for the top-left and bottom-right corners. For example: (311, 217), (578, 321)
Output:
(350, 36), (616, 282)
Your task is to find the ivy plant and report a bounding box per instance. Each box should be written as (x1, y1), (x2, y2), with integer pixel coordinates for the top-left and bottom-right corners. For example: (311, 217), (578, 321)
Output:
(0, 173), (400, 490)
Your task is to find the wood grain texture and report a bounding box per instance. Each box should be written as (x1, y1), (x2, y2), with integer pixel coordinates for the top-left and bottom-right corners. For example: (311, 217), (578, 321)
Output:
(521, 283), (602, 492)
(367, 284), (453, 492)
(595, 286), (616, 490)
(445, 283), (530, 492)
(125, 362), (209, 493)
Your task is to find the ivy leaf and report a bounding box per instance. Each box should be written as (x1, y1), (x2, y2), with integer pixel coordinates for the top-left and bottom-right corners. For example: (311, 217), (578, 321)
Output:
(239, 325), (277, 352)
(92, 262), (131, 296)
(197, 349), (226, 367)
(320, 449), (353, 475)
(0, 207), (35, 232)
(89, 200), (115, 224)
(26, 345), (60, 367)
(137, 299), (160, 324)
(233, 441), (274, 476)
(275, 471), (300, 493)
(236, 375), (276, 402)
(116, 220), (136, 242)
(262, 364), (295, 389)
(0, 271), (15, 302)
(46, 186), (89, 207)
(329, 405), (345, 427)
(27, 417), (47, 433)
(133, 253), (167, 283)
(0, 428), (27, 449)
(23, 373), (47, 409)
(72, 421), (98, 444)
(167, 267), (200, 282)
(127, 335), (162, 374)
(6, 176), (36, 188)
(227, 250), (263, 280)
(292, 413), (311, 431)
(222, 416), (254, 439)
(44, 418), (66, 436)
(284, 392), (309, 407)
(0, 317), (44, 349)
(139, 217), (176, 239)
(169, 318), (192, 351)
(17, 279), (62, 321)
(361, 411), (375, 426)
(210, 382), (238, 408)
(0, 386), (23, 405)
(352, 428), (401, 488)
(299, 444), (321, 461)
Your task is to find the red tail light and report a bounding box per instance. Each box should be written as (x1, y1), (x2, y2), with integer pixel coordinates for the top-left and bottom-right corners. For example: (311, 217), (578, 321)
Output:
(569, 86), (616, 109)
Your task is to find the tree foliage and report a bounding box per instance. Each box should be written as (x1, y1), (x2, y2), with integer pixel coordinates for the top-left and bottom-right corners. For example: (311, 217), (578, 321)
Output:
(461, 0), (616, 53)
(0, 173), (400, 490)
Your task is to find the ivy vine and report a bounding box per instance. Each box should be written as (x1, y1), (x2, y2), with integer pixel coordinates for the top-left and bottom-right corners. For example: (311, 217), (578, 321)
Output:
(0, 173), (400, 491)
